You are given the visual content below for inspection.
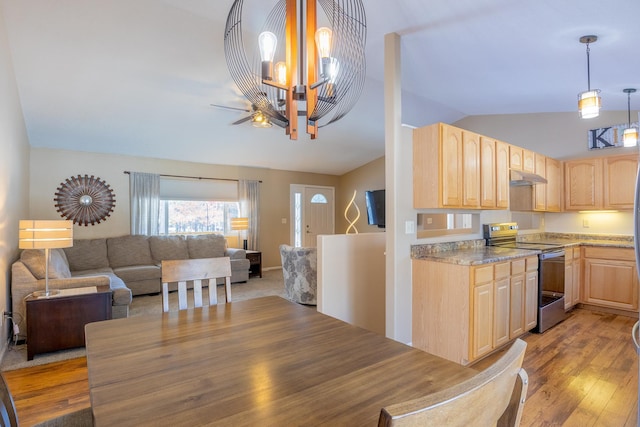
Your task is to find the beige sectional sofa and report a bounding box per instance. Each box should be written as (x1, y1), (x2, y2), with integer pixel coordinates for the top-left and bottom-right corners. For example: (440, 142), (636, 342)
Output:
(11, 234), (250, 339)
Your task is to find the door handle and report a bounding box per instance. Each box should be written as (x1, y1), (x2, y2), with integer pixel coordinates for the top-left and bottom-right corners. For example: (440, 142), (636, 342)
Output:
(632, 321), (640, 350)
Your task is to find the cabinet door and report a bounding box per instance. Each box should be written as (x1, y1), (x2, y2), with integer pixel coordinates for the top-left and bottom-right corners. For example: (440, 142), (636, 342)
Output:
(480, 137), (497, 208)
(572, 248), (581, 306)
(534, 153), (547, 211)
(583, 259), (638, 311)
(565, 158), (603, 211)
(604, 155), (638, 210)
(523, 149), (535, 173)
(441, 125), (464, 207)
(509, 273), (525, 338)
(495, 140), (510, 209)
(472, 282), (494, 359)
(525, 270), (538, 330)
(564, 259), (573, 309)
(462, 131), (481, 208)
(545, 157), (562, 212)
(494, 276), (510, 347)
(509, 145), (523, 171)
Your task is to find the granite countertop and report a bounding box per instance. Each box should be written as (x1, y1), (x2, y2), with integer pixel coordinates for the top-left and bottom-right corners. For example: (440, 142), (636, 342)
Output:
(518, 238), (633, 249)
(413, 246), (541, 266)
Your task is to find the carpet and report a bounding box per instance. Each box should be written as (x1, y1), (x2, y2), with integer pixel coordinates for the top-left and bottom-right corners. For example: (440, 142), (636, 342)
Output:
(1, 269), (285, 371)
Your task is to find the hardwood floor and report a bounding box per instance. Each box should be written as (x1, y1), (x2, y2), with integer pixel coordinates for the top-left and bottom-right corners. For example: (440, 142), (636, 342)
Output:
(2, 308), (638, 426)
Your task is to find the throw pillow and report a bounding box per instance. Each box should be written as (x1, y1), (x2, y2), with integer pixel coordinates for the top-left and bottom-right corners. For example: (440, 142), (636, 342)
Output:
(20, 249), (72, 280)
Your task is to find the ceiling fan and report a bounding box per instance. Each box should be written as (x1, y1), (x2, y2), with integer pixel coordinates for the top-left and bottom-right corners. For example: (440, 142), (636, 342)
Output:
(210, 103), (272, 128)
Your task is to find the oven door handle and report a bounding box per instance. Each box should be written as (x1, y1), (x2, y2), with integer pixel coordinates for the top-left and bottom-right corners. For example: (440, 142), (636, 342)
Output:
(539, 250), (565, 260)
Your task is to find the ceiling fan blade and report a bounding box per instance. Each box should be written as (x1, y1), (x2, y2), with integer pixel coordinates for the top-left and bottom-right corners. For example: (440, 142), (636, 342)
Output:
(210, 103), (251, 113)
(232, 115), (253, 125)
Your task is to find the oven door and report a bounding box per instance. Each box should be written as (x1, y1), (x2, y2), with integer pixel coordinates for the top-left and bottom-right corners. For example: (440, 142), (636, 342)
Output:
(535, 250), (567, 333)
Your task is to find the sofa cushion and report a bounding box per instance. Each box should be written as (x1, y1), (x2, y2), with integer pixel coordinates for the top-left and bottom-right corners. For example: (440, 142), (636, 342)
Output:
(20, 249), (71, 280)
(149, 235), (189, 262)
(107, 235), (154, 268)
(112, 265), (162, 283)
(187, 234), (225, 259)
(64, 238), (109, 271)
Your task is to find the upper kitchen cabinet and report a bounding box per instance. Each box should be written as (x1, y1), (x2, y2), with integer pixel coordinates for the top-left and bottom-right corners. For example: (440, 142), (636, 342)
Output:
(545, 157), (563, 212)
(603, 155), (638, 210)
(565, 154), (637, 211)
(480, 137), (510, 209)
(510, 146), (535, 173)
(565, 158), (603, 210)
(533, 153), (547, 211)
(414, 123), (482, 209)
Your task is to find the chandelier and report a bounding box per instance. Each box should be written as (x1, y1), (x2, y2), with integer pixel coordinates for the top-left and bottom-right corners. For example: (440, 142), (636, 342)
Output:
(224, 0), (367, 140)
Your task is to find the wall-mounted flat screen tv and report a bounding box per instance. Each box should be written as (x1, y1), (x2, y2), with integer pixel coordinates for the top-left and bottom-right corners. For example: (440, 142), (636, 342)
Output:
(365, 189), (385, 229)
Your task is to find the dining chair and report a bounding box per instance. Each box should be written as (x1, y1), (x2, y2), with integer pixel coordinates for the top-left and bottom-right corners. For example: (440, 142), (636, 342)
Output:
(161, 257), (232, 312)
(378, 338), (528, 427)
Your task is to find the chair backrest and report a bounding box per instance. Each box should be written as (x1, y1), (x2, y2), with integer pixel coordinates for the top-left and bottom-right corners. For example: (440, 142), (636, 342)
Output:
(279, 245), (317, 305)
(378, 339), (528, 427)
(161, 257), (232, 312)
(0, 374), (19, 427)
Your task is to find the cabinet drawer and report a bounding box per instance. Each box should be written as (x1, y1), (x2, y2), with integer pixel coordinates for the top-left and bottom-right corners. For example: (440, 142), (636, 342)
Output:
(511, 259), (525, 275)
(583, 246), (635, 261)
(494, 262), (510, 279)
(526, 256), (538, 271)
(473, 265), (494, 284)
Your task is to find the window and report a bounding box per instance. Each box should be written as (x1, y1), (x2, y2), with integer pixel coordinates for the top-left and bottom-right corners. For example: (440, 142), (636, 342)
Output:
(311, 193), (328, 203)
(159, 200), (239, 235)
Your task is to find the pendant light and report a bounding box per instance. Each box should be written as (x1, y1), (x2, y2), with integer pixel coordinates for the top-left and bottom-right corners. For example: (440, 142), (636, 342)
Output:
(578, 35), (601, 119)
(623, 88), (638, 147)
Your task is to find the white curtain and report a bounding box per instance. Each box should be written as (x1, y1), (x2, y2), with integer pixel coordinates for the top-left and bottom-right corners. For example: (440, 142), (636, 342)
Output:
(239, 180), (260, 250)
(129, 172), (160, 235)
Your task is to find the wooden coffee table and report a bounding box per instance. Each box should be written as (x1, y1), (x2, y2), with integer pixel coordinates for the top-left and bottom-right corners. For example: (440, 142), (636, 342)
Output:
(26, 285), (112, 360)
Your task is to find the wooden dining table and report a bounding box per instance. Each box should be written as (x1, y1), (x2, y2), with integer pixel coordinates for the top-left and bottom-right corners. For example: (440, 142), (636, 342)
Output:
(85, 296), (477, 426)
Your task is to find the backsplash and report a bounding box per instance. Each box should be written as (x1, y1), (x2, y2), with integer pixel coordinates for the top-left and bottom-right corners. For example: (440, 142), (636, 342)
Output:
(411, 239), (485, 258)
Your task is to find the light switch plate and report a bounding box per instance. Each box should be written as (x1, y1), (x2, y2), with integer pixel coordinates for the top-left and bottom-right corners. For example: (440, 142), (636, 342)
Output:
(405, 220), (415, 234)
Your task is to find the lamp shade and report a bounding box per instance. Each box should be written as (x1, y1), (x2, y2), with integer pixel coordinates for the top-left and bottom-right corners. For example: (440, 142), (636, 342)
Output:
(230, 217), (249, 231)
(19, 220), (73, 249)
(624, 127), (638, 147)
(578, 90), (601, 119)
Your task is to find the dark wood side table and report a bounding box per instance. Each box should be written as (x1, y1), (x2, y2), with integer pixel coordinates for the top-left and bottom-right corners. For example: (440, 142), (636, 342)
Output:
(26, 285), (112, 360)
(245, 250), (262, 278)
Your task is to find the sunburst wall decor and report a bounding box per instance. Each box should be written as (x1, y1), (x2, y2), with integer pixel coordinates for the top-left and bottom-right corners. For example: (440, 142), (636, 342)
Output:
(54, 175), (116, 226)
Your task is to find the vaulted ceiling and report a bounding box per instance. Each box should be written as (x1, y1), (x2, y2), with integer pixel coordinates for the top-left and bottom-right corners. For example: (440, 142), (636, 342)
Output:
(3, 0), (639, 175)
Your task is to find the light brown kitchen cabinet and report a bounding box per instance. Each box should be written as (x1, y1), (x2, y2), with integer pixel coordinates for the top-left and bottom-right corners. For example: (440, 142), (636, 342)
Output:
(509, 145), (523, 171)
(412, 256), (537, 365)
(545, 157), (563, 212)
(564, 246), (581, 310)
(565, 154), (637, 211)
(480, 137), (510, 209)
(462, 131), (481, 207)
(414, 123), (483, 209)
(583, 247), (638, 312)
(523, 149), (535, 173)
(534, 153), (547, 211)
(565, 158), (602, 210)
(495, 140), (510, 208)
(603, 155), (638, 210)
(509, 259), (525, 338)
(525, 257), (539, 330)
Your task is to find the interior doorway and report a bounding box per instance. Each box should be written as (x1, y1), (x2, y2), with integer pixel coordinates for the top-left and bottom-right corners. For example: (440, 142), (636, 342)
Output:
(290, 185), (335, 247)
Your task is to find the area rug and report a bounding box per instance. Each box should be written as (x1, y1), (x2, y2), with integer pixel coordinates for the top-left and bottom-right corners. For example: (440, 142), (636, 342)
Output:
(1, 269), (285, 371)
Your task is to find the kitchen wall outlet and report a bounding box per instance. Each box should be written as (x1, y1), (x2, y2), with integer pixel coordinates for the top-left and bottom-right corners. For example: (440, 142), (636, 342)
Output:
(405, 220), (415, 234)
(426, 217), (433, 224)
(583, 219), (590, 228)
(281, 218), (287, 224)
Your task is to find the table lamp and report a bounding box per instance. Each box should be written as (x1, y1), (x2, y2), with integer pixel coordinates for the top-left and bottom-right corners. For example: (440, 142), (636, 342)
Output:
(230, 217), (249, 250)
(19, 220), (73, 297)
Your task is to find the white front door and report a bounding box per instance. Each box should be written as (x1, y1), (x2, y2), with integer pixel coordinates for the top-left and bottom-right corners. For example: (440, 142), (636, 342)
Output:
(290, 185), (335, 247)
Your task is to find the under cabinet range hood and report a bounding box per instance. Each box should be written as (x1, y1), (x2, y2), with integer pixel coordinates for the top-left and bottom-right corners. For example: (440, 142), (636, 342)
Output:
(509, 169), (548, 186)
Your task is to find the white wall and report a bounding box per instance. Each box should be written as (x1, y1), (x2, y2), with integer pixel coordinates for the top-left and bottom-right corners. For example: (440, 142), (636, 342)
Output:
(0, 2), (31, 355)
(317, 233), (386, 335)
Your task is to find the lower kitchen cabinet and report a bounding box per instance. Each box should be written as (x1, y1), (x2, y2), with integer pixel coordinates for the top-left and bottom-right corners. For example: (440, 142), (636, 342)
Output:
(413, 256), (538, 366)
(583, 247), (638, 312)
(564, 246), (581, 310)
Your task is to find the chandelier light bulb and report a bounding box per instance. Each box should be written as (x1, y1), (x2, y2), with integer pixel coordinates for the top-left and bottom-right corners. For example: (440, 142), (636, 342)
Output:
(258, 32), (277, 62)
(274, 62), (287, 85)
(623, 88), (637, 147)
(315, 27), (333, 59)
